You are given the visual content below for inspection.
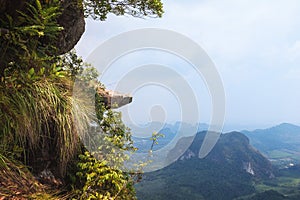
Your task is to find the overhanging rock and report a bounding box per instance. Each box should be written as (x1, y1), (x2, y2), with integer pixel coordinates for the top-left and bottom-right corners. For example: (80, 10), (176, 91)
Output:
(98, 88), (132, 109)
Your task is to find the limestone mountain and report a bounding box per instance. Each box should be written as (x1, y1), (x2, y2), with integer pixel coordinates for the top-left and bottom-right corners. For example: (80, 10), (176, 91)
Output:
(136, 131), (274, 200)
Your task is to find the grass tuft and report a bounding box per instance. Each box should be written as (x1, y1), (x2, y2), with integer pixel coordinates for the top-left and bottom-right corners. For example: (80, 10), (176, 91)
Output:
(0, 74), (92, 176)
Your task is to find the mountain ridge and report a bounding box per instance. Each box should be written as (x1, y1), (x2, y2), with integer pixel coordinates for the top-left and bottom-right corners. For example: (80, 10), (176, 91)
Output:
(136, 131), (274, 200)
(242, 123), (300, 167)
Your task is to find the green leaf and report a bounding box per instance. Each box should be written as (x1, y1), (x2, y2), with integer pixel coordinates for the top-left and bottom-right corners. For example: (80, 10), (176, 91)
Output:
(29, 68), (35, 76)
(35, 0), (43, 12)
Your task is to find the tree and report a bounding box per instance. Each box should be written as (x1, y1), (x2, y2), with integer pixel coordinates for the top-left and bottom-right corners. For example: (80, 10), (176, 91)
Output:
(84, 0), (163, 20)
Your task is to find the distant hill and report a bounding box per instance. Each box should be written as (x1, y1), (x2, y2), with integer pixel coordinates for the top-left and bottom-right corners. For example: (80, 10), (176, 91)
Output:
(242, 123), (300, 167)
(131, 122), (209, 153)
(136, 131), (274, 200)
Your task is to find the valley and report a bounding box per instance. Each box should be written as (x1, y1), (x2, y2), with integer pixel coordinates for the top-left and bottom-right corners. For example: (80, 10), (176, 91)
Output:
(134, 123), (300, 199)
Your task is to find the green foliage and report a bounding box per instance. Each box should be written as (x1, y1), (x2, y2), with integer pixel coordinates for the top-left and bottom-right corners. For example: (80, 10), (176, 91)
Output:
(59, 50), (93, 79)
(249, 190), (287, 200)
(136, 158), (255, 200)
(0, 47), (137, 198)
(73, 151), (136, 200)
(70, 80), (138, 199)
(0, 0), (63, 75)
(83, 0), (164, 20)
(149, 131), (165, 154)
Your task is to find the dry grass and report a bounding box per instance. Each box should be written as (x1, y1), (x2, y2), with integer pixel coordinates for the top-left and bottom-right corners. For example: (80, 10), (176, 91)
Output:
(0, 154), (45, 199)
(0, 76), (94, 176)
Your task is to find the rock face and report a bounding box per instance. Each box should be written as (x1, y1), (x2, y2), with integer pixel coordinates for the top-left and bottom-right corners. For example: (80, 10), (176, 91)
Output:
(98, 88), (133, 109)
(243, 162), (255, 175)
(56, 0), (85, 54)
(0, 0), (85, 54)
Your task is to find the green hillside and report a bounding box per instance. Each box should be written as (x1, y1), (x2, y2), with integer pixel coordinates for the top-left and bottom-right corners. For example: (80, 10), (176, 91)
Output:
(136, 131), (274, 200)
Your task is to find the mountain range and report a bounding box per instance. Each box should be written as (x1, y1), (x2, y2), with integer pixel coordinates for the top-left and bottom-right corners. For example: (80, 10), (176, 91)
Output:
(136, 131), (274, 200)
(132, 122), (300, 167)
(242, 123), (300, 167)
(135, 123), (300, 200)
(131, 122), (208, 152)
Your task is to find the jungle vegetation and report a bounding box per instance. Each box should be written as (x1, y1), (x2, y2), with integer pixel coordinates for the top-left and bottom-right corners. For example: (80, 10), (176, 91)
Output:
(0, 0), (163, 199)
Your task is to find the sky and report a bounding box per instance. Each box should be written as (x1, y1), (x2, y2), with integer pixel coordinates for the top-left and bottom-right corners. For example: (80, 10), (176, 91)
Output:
(75, 0), (300, 131)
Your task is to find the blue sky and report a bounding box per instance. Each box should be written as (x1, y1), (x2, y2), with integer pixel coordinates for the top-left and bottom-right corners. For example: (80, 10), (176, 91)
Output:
(75, 0), (300, 131)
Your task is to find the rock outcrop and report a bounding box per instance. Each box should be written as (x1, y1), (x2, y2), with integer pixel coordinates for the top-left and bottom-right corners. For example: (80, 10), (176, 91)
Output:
(56, 0), (85, 54)
(0, 0), (85, 54)
(98, 88), (133, 109)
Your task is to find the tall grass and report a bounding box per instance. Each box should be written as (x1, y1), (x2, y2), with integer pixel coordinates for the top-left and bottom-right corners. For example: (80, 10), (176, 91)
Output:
(0, 74), (92, 175)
